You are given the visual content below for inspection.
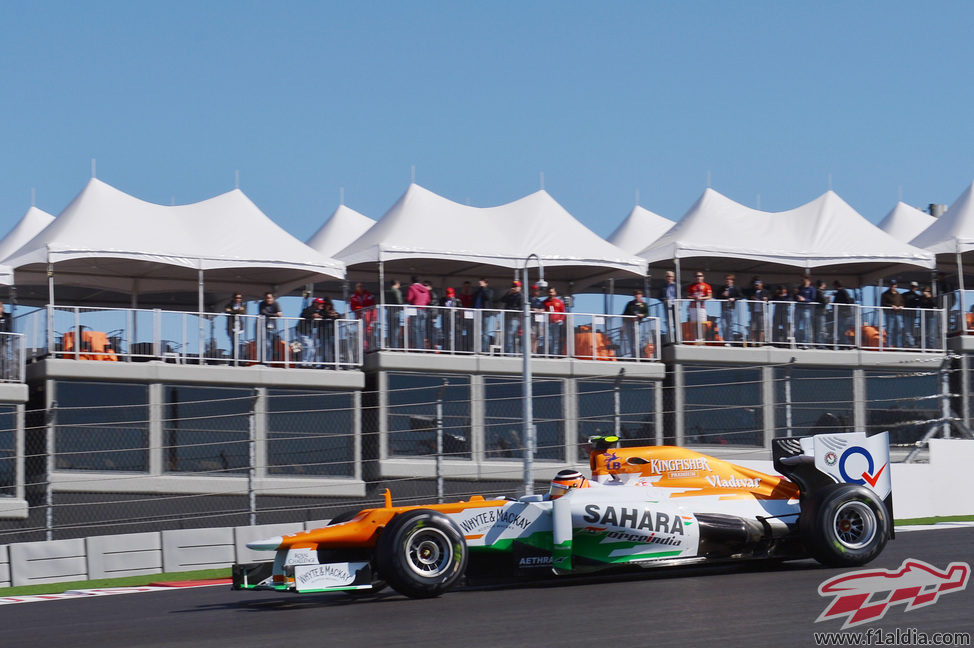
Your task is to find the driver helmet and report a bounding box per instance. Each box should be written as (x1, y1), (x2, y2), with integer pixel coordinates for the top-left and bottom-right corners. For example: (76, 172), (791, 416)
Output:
(549, 469), (590, 499)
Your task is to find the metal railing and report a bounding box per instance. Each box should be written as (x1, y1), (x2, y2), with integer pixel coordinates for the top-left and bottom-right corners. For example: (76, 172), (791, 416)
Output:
(668, 299), (945, 352)
(943, 289), (974, 336)
(358, 304), (661, 361)
(14, 306), (362, 369)
(0, 333), (25, 383)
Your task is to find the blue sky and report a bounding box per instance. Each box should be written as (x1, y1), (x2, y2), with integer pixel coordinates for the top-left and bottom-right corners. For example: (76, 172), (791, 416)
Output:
(2, 1), (974, 244)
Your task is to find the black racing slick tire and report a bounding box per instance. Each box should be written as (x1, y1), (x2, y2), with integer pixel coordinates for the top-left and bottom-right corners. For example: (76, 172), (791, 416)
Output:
(375, 509), (468, 599)
(322, 510), (388, 596)
(800, 483), (890, 568)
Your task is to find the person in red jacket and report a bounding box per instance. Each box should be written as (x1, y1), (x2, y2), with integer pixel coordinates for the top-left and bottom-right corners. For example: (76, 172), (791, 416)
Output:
(544, 286), (567, 355)
(686, 272), (712, 340)
(349, 283), (376, 345)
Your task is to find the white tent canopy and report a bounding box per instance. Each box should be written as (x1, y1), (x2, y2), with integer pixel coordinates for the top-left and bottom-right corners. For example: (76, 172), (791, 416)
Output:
(336, 183), (647, 288)
(5, 178), (345, 308)
(637, 188), (935, 282)
(878, 202), (936, 243)
(0, 206), (55, 263)
(606, 205), (674, 255)
(306, 204), (375, 259)
(910, 181), (974, 255)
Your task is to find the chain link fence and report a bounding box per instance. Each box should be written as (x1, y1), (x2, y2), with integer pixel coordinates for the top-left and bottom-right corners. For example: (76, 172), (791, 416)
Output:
(0, 359), (969, 545)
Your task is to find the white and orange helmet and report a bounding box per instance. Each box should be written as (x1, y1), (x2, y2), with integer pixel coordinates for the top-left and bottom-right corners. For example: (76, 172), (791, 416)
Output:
(549, 469), (590, 499)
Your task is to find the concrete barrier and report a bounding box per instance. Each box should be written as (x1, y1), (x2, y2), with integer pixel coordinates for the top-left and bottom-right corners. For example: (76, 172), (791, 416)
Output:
(161, 527), (235, 573)
(9, 538), (87, 587)
(0, 544), (9, 587)
(234, 523), (303, 564)
(86, 532), (162, 580)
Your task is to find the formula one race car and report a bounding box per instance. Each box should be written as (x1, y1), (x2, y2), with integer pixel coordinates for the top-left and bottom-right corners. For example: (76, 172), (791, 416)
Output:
(233, 430), (894, 599)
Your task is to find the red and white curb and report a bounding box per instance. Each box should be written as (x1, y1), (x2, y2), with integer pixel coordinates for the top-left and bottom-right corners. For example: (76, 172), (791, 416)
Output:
(0, 579), (231, 605)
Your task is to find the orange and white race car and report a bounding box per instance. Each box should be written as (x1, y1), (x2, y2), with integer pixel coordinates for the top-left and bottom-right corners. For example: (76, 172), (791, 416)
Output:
(233, 430), (893, 599)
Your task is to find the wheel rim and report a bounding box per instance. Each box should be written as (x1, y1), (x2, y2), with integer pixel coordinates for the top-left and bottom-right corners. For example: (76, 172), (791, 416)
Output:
(404, 527), (454, 578)
(833, 501), (877, 549)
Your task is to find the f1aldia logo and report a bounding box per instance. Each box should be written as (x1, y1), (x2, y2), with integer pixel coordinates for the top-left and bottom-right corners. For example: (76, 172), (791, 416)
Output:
(816, 558), (970, 629)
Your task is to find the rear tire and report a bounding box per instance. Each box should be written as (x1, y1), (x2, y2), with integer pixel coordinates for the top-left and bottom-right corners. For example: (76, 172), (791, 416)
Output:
(800, 483), (889, 567)
(375, 509), (468, 598)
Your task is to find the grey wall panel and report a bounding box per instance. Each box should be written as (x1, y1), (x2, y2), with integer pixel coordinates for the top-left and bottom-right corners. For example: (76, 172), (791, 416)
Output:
(234, 523), (302, 563)
(0, 544), (9, 587)
(9, 538), (87, 586)
(161, 527), (235, 573)
(86, 532), (163, 580)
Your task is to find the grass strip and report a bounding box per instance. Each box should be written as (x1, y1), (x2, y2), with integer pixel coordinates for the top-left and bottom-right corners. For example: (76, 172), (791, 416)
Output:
(1, 567), (231, 596)
(894, 514), (974, 526)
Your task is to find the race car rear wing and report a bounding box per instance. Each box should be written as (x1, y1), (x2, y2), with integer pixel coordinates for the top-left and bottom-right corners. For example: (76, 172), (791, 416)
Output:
(773, 430), (894, 535)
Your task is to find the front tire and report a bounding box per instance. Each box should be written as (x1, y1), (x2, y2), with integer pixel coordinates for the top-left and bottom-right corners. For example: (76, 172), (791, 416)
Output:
(800, 483), (889, 567)
(375, 509), (468, 598)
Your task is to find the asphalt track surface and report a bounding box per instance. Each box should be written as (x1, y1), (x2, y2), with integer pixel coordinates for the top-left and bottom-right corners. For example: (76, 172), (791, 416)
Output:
(3, 527), (973, 648)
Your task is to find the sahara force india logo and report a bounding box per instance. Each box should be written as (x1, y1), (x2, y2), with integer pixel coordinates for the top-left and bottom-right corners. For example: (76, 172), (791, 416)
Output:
(816, 559), (970, 629)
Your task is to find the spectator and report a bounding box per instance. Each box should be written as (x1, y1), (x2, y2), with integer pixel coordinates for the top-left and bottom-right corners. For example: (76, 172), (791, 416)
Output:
(529, 284), (546, 353)
(423, 280), (439, 344)
(622, 289), (649, 357)
(298, 298), (327, 367)
(349, 282), (377, 349)
(794, 276), (816, 347)
(746, 278), (770, 344)
(881, 279), (905, 348)
(814, 279), (830, 347)
(902, 281), (922, 348)
(545, 286), (567, 356)
(772, 284), (792, 346)
(458, 280), (474, 309)
(406, 276), (431, 348)
(224, 292), (247, 364)
(385, 279), (404, 348)
(686, 272), (712, 340)
(718, 274), (742, 344)
(473, 278), (495, 352)
(499, 280), (524, 354)
(259, 292), (282, 364)
(832, 280), (855, 346)
(440, 287), (462, 351)
(319, 298), (341, 364)
(659, 270), (678, 342)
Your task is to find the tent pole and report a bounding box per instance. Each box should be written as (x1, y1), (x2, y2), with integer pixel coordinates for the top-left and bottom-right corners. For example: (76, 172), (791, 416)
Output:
(342, 280), (350, 317)
(609, 278), (615, 315)
(379, 260), (386, 350)
(47, 261), (54, 353)
(198, 269), (205, 362)
(956, 247), (966, 324)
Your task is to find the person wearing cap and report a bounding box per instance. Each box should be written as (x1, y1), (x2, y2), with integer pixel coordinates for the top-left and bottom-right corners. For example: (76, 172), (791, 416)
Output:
(881, 279), (905, 348)
(439, 287), (462, 351)
(902, 281), (922, 348)
(500, 280), (524, 354)
(298, 297), (328, 367)
(621, 289), (649, 357)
